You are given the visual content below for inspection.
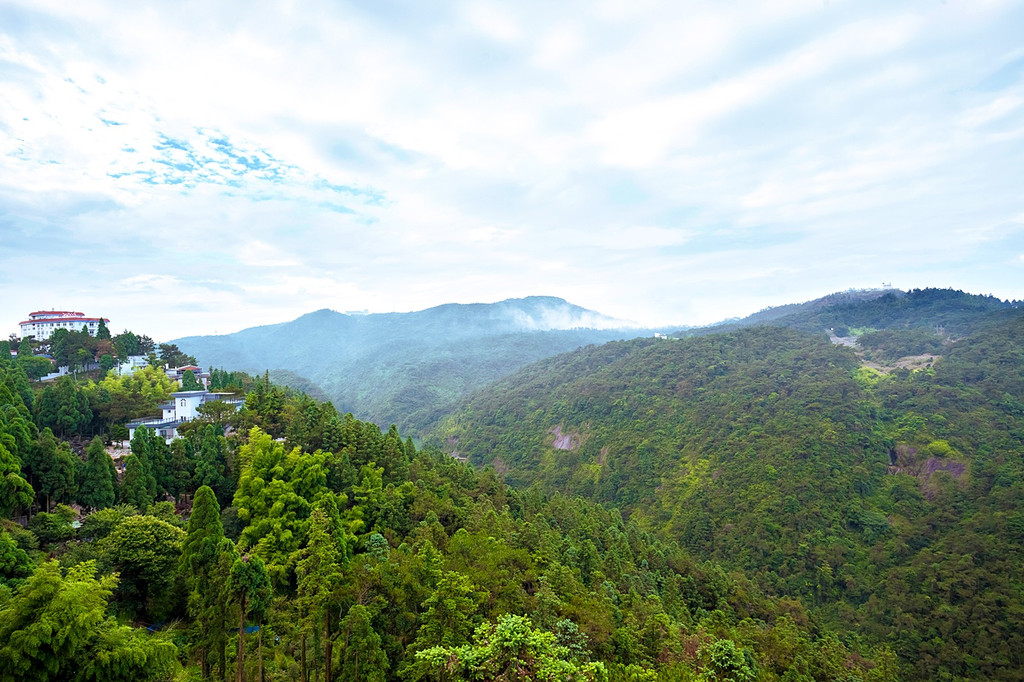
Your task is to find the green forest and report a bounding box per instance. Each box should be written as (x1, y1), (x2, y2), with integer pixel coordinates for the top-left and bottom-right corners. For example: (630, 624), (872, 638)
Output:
(2, 288), (1021, 680)
(0, 349), (893, 681)
(430, 290), (1024, 680)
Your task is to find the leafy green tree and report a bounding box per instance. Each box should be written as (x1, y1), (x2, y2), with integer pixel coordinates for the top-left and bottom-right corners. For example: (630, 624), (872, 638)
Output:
(415, 613), (607, 681)
(96, 317), (111, 340)
(112, 331), (140, 359)
(17, 337), (31, 361)
(227, 554), (272, 682)
(77, 437), (115, 511)
(0, 527), (33, 588)
(28, 504), (77, 544)
(100, 514), (185, 621)
(181, 485), (226, 678)
(0, 560), (176, 682)
(234, 427), (329, 586)
(337, 604), (389, 682)
(0, 340), (10, 364)
(98, 354), (116, 373)
(194, 425), (230, 503)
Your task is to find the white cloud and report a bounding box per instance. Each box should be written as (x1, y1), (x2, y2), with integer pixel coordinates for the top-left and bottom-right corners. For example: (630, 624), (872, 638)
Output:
(1, 0), (1023, 340)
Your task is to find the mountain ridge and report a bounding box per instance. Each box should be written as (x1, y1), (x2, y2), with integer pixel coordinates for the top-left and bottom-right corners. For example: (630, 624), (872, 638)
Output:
(172, 296), (652, 433)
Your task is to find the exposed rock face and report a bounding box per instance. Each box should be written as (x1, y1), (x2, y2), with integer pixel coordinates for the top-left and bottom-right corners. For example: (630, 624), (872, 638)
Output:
(550, 425), (583, 451)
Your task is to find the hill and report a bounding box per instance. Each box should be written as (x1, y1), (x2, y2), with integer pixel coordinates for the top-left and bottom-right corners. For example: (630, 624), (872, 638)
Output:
(691, 287), (1019, 337)
(172, 297), (653, 433)
(428, 292), (1024, 679)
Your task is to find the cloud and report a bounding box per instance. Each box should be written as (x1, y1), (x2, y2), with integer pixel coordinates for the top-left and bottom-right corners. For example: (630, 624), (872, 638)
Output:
(1, 0), (1023, 339)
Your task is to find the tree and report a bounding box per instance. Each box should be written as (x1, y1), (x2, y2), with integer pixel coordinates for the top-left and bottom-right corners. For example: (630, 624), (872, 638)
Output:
(181, 485), (226, 678)
(99, 354), (116, 374)
(0, 381), (35, 516)
(77, 437), (115, 511)
(227, 554), (272, 682)
(26, 428), (78, 512)
(35, 376), (92, 438)
(0, 527), (32, 588)
(415, 614), (607, 682)
(337, 604), (388, 682)
(181, 369), (203, 391)
(129, 426), (160, 500)
(402, 571), (483, 680)
(297, 507), (343, 682)
(96, 317), (111, 340)
(159, 343), (196, 367)
(101, 514), (185, 621)
(119, 456), (153, 509)
(0, 560), (176, 682)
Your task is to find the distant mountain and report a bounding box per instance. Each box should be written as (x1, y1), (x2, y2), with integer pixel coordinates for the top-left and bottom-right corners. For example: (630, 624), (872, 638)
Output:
(172, 296), (651, 433)
(427, 296), (1024, 678)
(687, 287), (1019, 337)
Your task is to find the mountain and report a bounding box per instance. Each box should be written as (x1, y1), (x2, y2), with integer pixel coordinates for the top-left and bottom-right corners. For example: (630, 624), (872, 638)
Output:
(688, 286), (1019, 337)
(172, 296), (652, 433)
(427, 291), (1024, 679)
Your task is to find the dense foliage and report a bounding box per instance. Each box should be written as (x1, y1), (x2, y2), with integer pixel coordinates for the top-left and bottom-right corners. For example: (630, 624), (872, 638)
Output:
(431, 308), (1024, 680)
(1, 360), (884, 681)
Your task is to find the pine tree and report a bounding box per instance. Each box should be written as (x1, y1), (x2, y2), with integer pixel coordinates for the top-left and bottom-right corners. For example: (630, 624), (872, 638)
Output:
(77, 437), (115, 511)
(96, 317), (111, 340)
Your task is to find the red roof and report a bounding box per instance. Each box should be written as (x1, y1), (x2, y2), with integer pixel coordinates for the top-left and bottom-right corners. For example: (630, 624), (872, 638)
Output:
(27, 310), (84, 317)
(19, 317), (110, 326)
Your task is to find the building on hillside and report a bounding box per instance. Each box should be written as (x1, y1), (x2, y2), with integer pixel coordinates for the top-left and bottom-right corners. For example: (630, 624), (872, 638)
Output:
(166, 364), (210, 388)
(19, 311), (110, 341)
(126, 390), (245, 444)
(117, 355), (149, 375)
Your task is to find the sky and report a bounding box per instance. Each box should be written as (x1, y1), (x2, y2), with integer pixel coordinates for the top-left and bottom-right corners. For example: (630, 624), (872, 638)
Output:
(2, 0), (1023, 341)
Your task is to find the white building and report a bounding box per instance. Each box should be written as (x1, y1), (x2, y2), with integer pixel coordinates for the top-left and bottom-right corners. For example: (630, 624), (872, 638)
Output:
(166, 364), (210, 388)
(117, 355), (149, 375)
(126, 390), (245, 444)
(19, 310), (110, 341)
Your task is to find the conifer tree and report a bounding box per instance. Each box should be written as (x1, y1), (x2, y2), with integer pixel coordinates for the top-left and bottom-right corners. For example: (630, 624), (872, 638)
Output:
(227, 554), (271, 682)
(181, 369), (203, 391)
(129, 426), (160, 499)
(337, 604), (388, 682)
(119, 455), (153, 509)
(297, 507), (342, 682)
(27, 428), (76, 512)
(77, 436), (115, 511)
(96, 317), (111, 340)
(180, 485), (226, 678)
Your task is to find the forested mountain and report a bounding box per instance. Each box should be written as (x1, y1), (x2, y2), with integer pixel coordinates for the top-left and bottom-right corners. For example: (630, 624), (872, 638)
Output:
(0, 356), (893, 682)
(692, 287), (1019, 337)
(429, 293), (1024, 679)
(172, 297), (652, 434)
